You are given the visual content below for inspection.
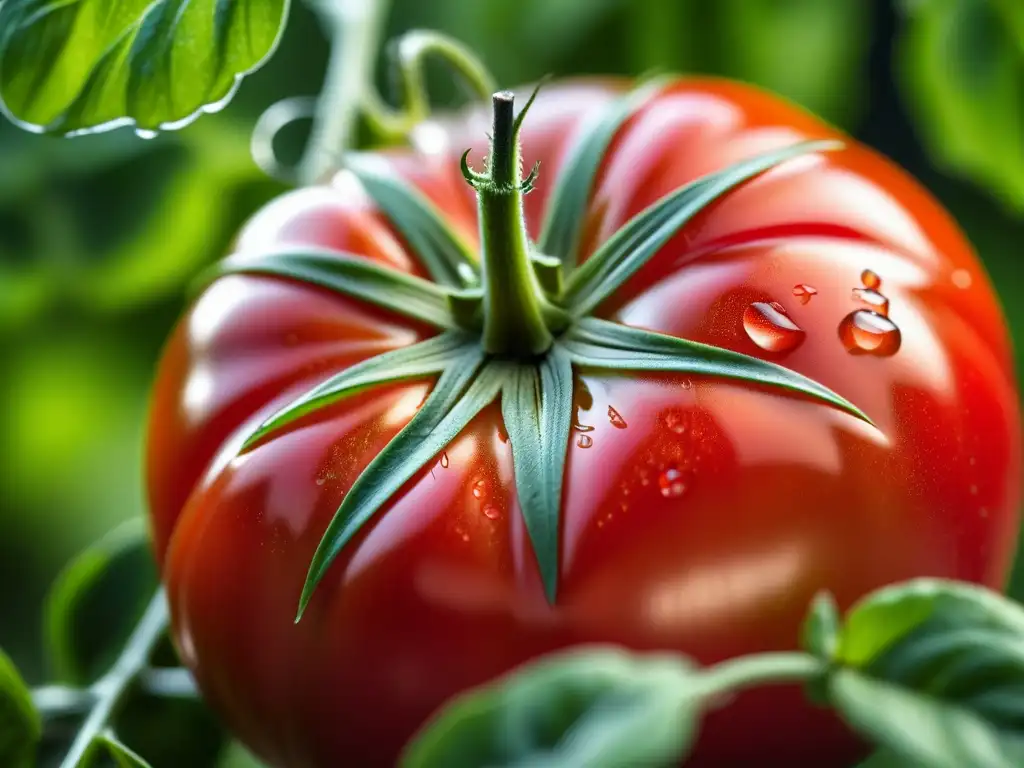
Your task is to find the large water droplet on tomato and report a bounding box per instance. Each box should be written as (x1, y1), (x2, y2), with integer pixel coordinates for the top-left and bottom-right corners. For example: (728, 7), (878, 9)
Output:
(743, 301), (805, 352)
(577, 434), (593, 449)
(838, 310), (901, 356)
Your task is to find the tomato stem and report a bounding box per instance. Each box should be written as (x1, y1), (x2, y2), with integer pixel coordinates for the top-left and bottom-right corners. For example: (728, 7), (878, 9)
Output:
(470, 90), (556, 357)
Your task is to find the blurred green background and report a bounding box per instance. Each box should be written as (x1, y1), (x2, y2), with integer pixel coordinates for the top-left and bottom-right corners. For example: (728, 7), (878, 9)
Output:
(1, 0), (1022, 764)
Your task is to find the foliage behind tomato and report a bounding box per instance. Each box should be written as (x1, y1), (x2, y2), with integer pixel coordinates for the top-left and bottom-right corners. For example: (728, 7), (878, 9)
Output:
(146, 78), (1021, 766)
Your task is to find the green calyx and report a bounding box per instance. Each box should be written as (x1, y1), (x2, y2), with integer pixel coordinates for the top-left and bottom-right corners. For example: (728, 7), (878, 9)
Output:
(215, 78), (871, 621)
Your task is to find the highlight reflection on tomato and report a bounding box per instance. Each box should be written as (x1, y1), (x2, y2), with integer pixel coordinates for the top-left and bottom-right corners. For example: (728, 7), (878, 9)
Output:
(146, 78), (1021, 766)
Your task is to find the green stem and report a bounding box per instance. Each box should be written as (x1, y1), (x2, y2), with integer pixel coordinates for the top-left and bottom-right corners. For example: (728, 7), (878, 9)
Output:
(60, 591), (170, 768)
(475, 92), (554, 357)
(362, 30), (497, 142)
(299, 0), (393, 184)
(696, 652), (825, 703)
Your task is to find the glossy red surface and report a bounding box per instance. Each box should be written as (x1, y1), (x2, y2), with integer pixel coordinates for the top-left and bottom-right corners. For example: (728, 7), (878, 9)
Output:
(146, 79), (1022, 767)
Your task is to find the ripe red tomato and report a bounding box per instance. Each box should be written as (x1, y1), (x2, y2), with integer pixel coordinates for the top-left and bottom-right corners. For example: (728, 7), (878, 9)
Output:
(146, 79), (1021, 766)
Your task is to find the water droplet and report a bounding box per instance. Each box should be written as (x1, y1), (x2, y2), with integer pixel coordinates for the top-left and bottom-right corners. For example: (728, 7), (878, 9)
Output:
(483, 505), (501, 520)
(838, 310), (902, 356)
(639, 469), (651, 486)
(970, 484), (979, 496)
(574, 421), (595, 433)
(577, 434), (593, 449)
(658, 468), (687, 498)
(681, 379), (693, 390)
(135, 128), (159, 140)
(607, 406), (627, 429)
(462, 533), (470, 542)
(315, 477), (326, 487)
(440, 452), (449, 468)
(742, 301), (805, 353)
(663, 412), (686, 434)
(497, 425), (509, 443)
(852, 287), (890, 316)
(861, 269), (881, 290)
(951, 269), (972, 289)
(792, 284), (817, 304)
(472, 478), (486, 499)
(980, 507), (989, 518)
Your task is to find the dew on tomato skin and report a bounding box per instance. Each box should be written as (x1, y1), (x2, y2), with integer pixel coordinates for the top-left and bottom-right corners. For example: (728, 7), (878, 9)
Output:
(663, 411), (687, 435)
(577, 434), (594, 449)
(792, 284), (817, 304)
(471, 478), (486, 499)
(607, 406), (628, 429)
(742, 301), (805, 353)
(482, 505), (501, 520)
(852, 287), (890, 316)
(837, 310), (902, 356)
(951, 269), (972, 289)
(861, 269), (881, 289)
(315, 477), (326, 487)
(658, 467), (687, 498)
(681, 379), (693, 390)
(440, 452), (449, 468)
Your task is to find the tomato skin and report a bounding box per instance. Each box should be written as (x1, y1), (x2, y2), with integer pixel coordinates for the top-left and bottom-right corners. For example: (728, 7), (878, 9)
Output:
(147, 79), (1021, 767)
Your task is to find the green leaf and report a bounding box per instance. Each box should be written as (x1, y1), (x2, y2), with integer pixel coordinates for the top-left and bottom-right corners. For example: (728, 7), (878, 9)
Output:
(214, 249), (459, 330)
(45, 518), (157, 685)
(97, 732), (152, 768)
(561, 140), (841, 315)
(538, 77), (669, 271)
(402, 647), (699, 768)
(501, 348), (574, 603)
(0, 0), (291, 135)
(562, 317), (870, 423)
(802, 591), (841, 661)
(245, 332), (474, 448)
(298, 350), (500, 620)
(828, 579), (1024, 768)
(899, 0), (1024, 212)
(346, 154), (478, 288)
(0, 647), (39, 768)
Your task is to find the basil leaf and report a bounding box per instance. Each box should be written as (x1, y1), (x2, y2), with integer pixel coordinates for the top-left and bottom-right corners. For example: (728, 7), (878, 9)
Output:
(561, 140), (840, 316)
(402, 647), (698, 768)
(98, 732), (152, 768)
(0, 0), (290, 136)
(501, 348), (573, 603)
(538, 78), (669, 272)
(562, 318), (870, 424)
(0, 647), (39, 768)
(802, 591), (841, 662)
(45, 518), (156, 685)
(245, 332), (474, 448)
(346, 154), (478, 288)
(828, 579), (1024, 768)
(899, 0), (1024, 211)
(214, 249), (459, 330)
(298, 351), (499, 619)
